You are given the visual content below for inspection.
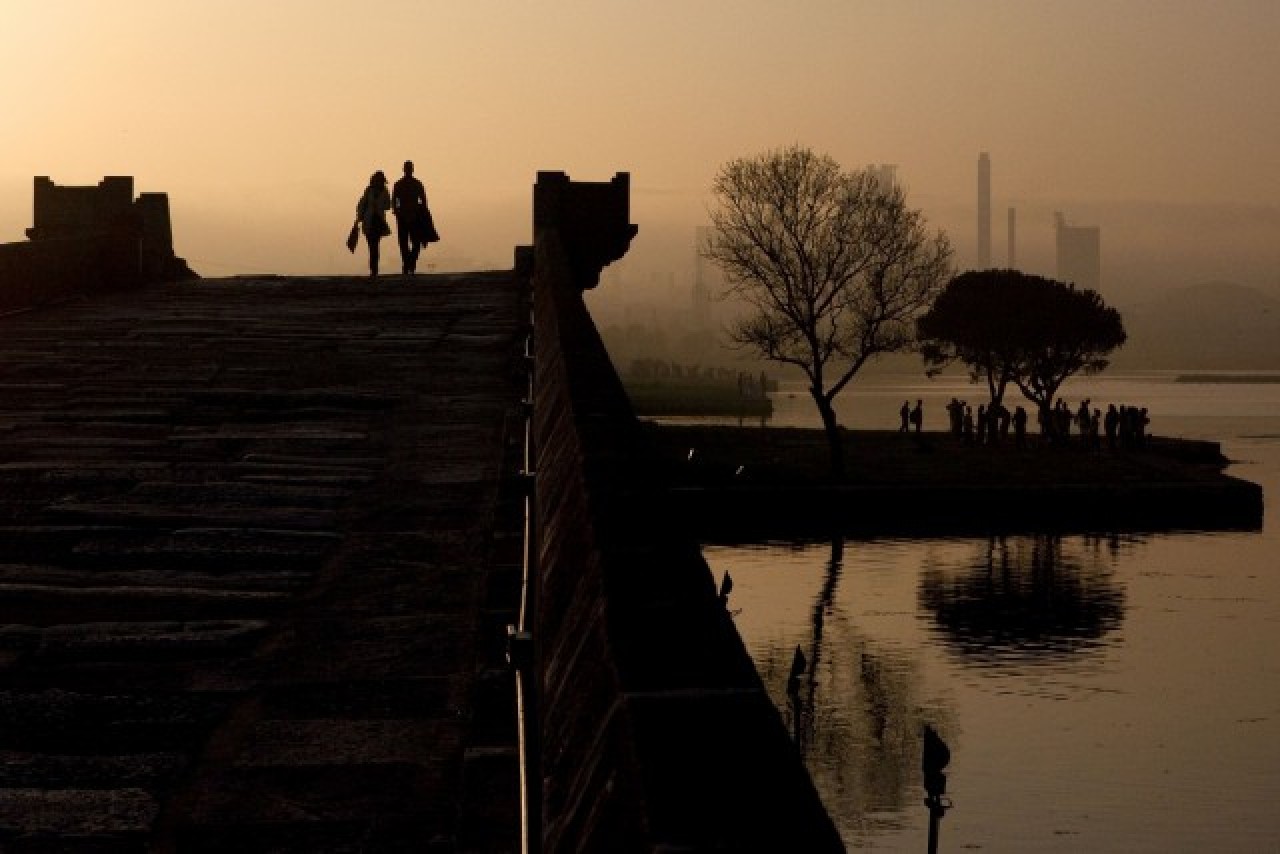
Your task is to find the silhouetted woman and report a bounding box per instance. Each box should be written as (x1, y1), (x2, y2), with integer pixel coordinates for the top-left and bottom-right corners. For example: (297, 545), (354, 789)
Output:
(356, 171), (391, 276)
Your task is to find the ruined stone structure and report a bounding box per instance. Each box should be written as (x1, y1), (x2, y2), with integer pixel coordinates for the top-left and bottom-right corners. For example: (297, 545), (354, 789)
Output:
(0, 176), (195, 314)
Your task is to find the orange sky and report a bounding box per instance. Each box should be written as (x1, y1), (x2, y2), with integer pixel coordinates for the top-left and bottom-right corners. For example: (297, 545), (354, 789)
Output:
(2, 1), (1277, 293)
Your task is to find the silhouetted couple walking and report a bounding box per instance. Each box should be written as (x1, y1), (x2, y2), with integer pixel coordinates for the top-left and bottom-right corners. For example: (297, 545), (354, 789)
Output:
(353, 161), (439, 277)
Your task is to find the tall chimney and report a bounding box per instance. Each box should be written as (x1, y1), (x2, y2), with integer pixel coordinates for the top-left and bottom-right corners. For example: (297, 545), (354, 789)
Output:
(977, 153), (991, 269)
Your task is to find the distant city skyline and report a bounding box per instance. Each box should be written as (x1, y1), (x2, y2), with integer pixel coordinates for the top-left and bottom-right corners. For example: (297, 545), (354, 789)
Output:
(974, 153), (1104, 292)
(2, 2), (1277, 299)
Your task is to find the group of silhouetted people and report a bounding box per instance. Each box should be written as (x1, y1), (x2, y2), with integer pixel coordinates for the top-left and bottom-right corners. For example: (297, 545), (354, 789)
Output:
(1039, 398), (1150, 450)
(909, 396), (1152, 451)
(1102, 402), (1151, 450)
(941, 398), (1032, 448)
(353, 161), (438, 277)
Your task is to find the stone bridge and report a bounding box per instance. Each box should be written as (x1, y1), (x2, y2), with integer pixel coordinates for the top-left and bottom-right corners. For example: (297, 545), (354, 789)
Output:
(0, 174), (841, 851)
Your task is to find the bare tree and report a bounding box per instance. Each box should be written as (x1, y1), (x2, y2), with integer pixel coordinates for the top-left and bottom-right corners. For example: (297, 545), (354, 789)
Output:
(703, 146), (952, 477)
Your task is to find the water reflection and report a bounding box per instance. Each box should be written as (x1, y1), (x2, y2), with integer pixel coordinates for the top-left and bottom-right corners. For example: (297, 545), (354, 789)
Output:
(918, 535), (1129, 665)
(752, 538), (954, 840)
(709, 410), (1280, 850)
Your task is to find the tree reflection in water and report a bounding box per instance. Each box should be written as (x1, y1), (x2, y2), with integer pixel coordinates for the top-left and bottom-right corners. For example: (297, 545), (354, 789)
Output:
(730, 532), (1135, 845)
(755, 537), (954, 841)
(918, 534), (1129, 665)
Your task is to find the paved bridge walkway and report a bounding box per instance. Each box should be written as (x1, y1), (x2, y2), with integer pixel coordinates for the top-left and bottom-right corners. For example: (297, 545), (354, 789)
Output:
(0, 274), (526, 851)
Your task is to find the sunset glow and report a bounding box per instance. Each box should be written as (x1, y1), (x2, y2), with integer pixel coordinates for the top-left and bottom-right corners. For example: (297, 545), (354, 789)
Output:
(2, 1), (1276, 292)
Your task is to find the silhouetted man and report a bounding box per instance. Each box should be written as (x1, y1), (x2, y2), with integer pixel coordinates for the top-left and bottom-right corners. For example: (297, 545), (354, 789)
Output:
(946, 397), (963, 436)
(1135, 407), (1150, 447)
(1104, 404), (1120, 450)
(1076, 399), (1092, 437)
(910, 399), (923, 433)
(392, 160), (428, 275)
(1012, 405), (1028, 448)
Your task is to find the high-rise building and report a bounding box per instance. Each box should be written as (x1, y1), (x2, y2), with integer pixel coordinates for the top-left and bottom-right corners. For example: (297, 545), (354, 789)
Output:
(977, 153), (991, 269)
(1054, 212), (1101, 291)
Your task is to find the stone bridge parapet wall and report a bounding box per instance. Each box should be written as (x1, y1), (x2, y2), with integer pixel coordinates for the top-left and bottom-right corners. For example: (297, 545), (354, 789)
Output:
(0, 233), (141, 314)
(529, 172), (844, 852)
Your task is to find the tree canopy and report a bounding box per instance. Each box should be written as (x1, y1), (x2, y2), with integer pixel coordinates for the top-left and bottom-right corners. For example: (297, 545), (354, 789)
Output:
(917, 269), (1127, 411)
(703, 146), (952, 476)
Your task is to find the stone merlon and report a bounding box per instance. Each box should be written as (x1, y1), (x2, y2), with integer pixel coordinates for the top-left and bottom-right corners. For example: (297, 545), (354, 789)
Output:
(533, 170), (637, 291)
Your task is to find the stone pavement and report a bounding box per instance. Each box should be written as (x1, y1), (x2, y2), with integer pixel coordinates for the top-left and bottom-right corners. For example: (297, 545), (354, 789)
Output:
(0, 274), (526, 851)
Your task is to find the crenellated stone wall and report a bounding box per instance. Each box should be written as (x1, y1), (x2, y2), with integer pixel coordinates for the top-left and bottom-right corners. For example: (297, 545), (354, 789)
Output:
(26, 176), (137, 241)
(529, 172), (844, 851)
(0, 176), (195, 314)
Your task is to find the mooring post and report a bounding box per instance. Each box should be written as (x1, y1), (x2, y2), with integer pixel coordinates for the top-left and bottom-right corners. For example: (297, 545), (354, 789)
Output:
(922, 724), (951, 854)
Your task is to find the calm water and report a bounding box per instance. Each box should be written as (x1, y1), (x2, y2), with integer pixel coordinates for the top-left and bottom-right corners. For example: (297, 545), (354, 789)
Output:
(695, 374), (1280, 852)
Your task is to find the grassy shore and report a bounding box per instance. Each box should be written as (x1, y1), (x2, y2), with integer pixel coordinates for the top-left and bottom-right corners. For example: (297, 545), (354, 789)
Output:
(645, 425), (1230, 487)
(641, 424), (1262, 537)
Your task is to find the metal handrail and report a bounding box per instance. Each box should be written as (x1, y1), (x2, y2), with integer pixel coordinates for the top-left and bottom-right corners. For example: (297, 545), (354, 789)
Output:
(511, 318), (540, 854)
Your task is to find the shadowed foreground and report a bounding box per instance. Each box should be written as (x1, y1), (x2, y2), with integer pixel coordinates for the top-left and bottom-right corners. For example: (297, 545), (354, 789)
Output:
(0, 274), (525, 851)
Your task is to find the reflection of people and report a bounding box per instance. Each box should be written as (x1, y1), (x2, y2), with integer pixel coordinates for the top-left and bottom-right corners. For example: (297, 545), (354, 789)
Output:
(392, 160), (428, 275)
(356, 171), (391, 277)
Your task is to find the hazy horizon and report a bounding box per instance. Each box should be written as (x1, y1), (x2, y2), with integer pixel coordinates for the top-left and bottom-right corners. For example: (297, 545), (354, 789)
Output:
(3, 1), (1277, 303)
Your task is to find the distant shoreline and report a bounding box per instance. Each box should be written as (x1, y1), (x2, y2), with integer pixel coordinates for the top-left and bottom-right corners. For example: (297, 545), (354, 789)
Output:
(1175, 373), (1280, 384)
(624, 380), (773, 417)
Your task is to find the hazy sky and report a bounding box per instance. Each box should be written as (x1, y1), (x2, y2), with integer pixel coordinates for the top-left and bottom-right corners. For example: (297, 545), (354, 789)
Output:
(2, 1), (1277, 297)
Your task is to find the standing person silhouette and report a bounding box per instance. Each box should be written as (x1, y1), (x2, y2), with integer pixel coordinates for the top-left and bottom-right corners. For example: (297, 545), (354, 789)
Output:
(356, 171), (391, 277)
(392, 160), (429, 276)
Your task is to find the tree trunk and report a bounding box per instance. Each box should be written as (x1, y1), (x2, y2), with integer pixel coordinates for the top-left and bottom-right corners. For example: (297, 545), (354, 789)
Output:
(985, 368), (1001, 407)
(985, 365), (1011, 407)
(812, 391), (845, 481)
